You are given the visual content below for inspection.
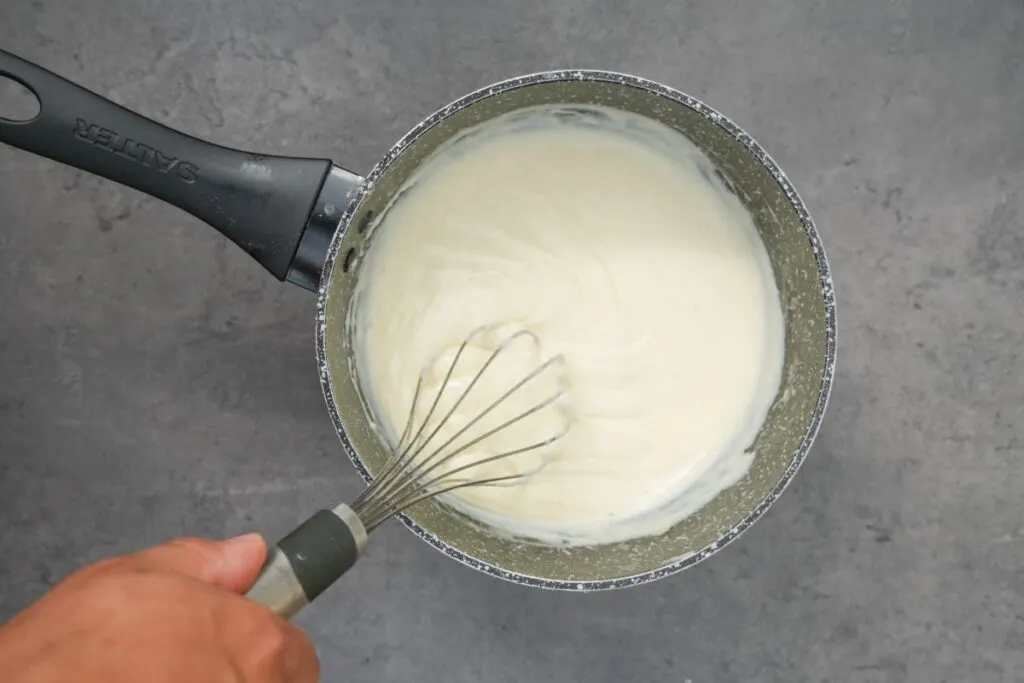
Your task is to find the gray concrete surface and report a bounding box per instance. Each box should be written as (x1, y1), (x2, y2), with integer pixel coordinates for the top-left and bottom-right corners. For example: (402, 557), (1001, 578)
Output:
(1, 0), (1022, 681)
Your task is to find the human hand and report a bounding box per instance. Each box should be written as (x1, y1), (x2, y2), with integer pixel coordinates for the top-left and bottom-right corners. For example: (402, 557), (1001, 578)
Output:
(0, 535), (319, 683)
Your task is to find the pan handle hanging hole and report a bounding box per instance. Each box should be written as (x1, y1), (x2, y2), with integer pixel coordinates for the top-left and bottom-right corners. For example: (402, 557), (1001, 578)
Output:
(342, 247), (357, 273)
(0, 75), (40, 122)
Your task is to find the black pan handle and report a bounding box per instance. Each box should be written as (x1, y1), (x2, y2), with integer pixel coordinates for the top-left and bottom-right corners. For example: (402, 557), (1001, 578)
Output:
(0, 49), (345, 285)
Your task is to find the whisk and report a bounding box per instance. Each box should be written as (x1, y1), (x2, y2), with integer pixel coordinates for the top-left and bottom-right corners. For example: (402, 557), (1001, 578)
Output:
(246, 326), (570, 618)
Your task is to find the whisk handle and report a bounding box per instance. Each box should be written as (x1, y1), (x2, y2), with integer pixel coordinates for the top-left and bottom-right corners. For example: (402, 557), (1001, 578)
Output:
(246, 504), (368, 619)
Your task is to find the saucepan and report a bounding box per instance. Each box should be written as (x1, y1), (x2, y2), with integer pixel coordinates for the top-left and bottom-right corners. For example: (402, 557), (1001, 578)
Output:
(0, 49), (835, 591)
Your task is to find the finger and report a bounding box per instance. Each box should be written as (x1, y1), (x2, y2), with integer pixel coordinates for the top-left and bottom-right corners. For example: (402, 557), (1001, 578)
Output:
(280, 623), (320, 683)
(123, 535), (268, 593)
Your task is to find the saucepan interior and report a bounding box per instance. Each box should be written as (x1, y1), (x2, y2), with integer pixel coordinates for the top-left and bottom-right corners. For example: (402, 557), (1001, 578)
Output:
(316, 71), (835, 589)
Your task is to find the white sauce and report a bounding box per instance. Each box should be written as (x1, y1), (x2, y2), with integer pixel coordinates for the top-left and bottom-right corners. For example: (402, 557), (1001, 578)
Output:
(354, 106), (784, 546)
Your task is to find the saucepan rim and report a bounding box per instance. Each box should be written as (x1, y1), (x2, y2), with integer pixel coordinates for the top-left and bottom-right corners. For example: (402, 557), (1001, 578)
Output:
(314, 69), (837, 591)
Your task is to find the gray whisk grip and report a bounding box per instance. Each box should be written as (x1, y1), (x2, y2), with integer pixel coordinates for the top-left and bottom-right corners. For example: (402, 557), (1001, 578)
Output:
(246, 503), (368, 619)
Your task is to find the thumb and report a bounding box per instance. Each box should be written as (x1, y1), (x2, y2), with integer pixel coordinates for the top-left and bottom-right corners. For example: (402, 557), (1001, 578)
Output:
(125, 534), (268, 594)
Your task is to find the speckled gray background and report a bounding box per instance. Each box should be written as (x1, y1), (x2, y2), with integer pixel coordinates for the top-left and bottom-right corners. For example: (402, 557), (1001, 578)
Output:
(1, 1), (1021, 681)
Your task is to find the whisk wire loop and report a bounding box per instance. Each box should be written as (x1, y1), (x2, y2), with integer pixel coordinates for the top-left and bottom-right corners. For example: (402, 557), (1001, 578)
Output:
(351, 326), (569, 530)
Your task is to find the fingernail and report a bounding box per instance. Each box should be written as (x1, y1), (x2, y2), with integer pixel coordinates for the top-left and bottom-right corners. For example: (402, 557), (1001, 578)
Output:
(224, 533), (266, 564)
(227, 532), (264, 547)
(223, 533), (267, 570)
(215, 534), (268, 591)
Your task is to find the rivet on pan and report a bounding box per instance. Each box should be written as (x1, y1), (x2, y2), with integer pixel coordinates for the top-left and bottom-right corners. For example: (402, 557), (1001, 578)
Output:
(714, 168), (737, 195)
(357, 210), (375, 234)
(342, 247), (357, 273)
